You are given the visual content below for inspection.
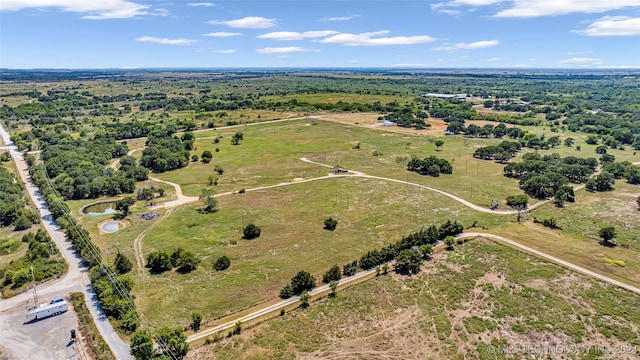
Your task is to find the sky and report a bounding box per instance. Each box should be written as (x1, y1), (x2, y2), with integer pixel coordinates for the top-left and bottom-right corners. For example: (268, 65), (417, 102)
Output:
(1, 0), (639, 69)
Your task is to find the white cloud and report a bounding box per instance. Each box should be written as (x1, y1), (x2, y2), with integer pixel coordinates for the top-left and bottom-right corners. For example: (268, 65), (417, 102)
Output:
(208, 16), (277, 29)
(214, 49), (236, 54)
(574, 16), (640, 36)
(529, 58), (536, 61)
(136, 36), (197, 45)
(486, 57), (504, 62)
(319, 15), (358, 21)
(433, 40), (499, 51)
(431, 0), (502, 11)
(0, 0), (152, 19)
(255, 47), (318, 54)
(508, 64), (533, 67)
(187, 2), (214, 7)
(203, 32), (241, 37)
(557, 57), (603, 65)
(319, 31), (436, 46)
(257, 30), (338, 41)
(495, 0), (640, 18)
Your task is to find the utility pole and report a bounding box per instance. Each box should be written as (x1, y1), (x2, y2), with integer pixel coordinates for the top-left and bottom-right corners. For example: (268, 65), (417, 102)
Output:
(30, 266), (39, 307)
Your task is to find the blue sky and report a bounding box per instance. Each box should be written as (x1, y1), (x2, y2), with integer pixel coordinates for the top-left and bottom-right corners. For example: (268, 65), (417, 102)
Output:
(1, 1), (639, 69)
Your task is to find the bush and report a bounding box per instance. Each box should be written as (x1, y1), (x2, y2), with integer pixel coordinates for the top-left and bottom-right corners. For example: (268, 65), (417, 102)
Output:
(146, 250), (172, 273)
(243, 223), (261, 240)
(322, 264), (341, 283)
(290, 270), (316, 295)
(323, 217), (338, 231)
(506, 194), (528, 208)
(213, 255), (231, 271)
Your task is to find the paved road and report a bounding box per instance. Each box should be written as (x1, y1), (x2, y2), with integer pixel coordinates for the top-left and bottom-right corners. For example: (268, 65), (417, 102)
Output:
(0, 124), (132, 360)
(456, 232), (640, 295)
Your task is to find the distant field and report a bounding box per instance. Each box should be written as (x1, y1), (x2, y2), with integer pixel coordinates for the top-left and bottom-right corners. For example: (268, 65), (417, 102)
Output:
(189, 240), (640, 359)
(153, 119), (528, 209)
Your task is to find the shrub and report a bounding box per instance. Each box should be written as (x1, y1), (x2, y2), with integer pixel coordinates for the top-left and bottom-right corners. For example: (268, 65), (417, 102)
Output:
(323, 217), (338, 231)
(213, 255), (231, 271)
(243, 223), (261, 240)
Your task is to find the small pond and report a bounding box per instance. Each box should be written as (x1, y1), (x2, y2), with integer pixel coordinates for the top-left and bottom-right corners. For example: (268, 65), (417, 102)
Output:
(83, 201), (117, 216)
(101, 222), (120, 233)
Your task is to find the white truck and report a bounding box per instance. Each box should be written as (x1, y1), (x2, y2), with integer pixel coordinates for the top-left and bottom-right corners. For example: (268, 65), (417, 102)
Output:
(26, 299), (68, 320)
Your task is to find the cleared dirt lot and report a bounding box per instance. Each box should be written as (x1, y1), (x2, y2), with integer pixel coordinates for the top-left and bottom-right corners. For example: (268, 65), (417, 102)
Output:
(0, 298), (88, 360)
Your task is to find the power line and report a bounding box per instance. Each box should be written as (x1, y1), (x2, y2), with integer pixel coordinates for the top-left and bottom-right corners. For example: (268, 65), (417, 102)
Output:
(39, 163), (181, 360)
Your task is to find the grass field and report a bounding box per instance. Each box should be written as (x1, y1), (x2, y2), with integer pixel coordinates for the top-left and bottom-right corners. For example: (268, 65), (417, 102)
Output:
(153, 119), (529, 209)
(188, 240), (640, 360)
(132, 177), (508, 328)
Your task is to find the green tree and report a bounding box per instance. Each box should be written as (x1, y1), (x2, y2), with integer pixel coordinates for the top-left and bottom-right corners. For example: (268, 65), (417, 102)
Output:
(115, 196), (136, 216)
(213, 255), (231, 271)
(394, 249), (422, 275)
(201, 150), (213, 163)
(130, 330), (155, 360)
(290, 270), (316, 294)
(553, 185), (575, 207)
(322, 264), (342, 283)
(564, 137), (575, 147)
(242, 223), (261, 239)
(190, 311), (203, 332)
(231, 132), (244, 145)
(199, 188), (218, 213)
(329, 280), (339, 297)
(444, 236), (456, 250)
(419, 244), (433, 260)
(279, 284), (294, 299)
(175, 251), (200, 273)
(146, 250), (172, 273)
(323, 217), (338, 231)
(114, 252), (133, 274)
(155, 326), (189, 359)
(434, 139), (444, 151)
(300, 291), (311, 308)
(598, 226), (617, 246)
(595, 145), (608, 154)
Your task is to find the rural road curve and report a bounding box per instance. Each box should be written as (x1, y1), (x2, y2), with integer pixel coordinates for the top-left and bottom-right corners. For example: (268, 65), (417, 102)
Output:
(456, 232), (640, 295)
(0, 124), (132, 360)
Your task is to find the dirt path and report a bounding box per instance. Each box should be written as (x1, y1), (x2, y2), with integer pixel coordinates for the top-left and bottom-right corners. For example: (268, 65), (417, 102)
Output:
(187, 230), (640, 344)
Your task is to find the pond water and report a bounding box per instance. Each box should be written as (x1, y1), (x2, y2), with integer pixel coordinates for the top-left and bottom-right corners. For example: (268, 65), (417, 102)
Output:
(83, 202), (117, 216)
(101, 222), (120, 233)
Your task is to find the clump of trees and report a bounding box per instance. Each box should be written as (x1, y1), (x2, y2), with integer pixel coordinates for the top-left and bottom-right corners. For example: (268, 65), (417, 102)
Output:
(140, 137), (189, 173)
(502, 153), (597, 199)
(114, 252), (133, 274)
(0, 166), (39, 230)
(146, 248), (200, 274)
(1, 230), (65, 290)
(473, 140), (521, 163)
(407, 155), (453, 177)
(130, 326), (189, 360)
